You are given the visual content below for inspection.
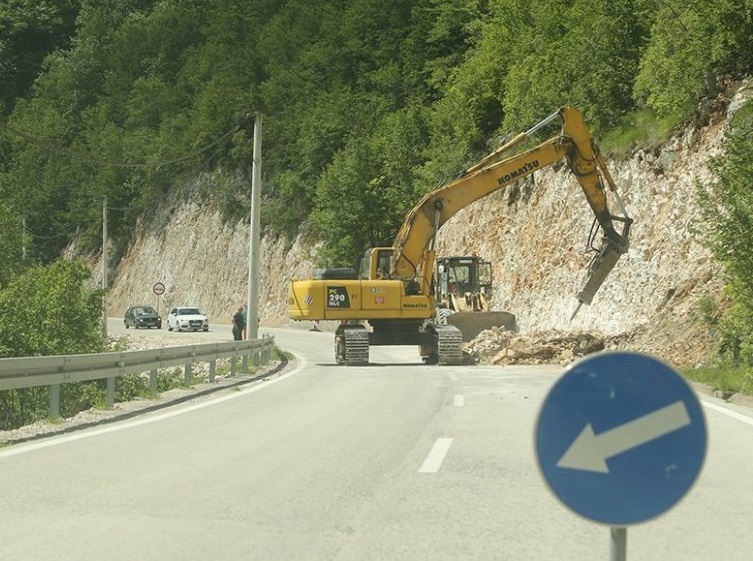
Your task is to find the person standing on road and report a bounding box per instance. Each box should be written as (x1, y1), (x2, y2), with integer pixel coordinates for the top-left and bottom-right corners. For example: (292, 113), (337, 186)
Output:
(232, 305), (245, 341)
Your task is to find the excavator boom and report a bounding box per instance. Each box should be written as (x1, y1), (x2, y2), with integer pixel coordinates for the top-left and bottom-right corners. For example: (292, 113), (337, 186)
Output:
(390, 106), (630, 288)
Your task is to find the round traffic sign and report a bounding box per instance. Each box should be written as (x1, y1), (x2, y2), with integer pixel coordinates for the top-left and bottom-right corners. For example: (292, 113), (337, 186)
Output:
(153, 282), (165, 296)
(535, 351), (707, 526)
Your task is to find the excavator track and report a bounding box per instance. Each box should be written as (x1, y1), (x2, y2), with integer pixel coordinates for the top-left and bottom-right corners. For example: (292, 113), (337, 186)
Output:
(436, 324), (463, 365)
(423, 323), (464, 365)
(335, 325), (370, 365)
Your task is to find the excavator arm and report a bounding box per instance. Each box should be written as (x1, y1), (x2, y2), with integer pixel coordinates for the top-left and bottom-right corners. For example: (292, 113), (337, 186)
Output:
(389, 106), (631, 312)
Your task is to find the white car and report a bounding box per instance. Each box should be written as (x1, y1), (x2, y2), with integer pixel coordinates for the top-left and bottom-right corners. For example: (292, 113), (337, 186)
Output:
(167, 306), (209, 332)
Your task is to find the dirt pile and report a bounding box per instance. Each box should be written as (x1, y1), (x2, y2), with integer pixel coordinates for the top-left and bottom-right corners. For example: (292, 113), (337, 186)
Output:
(466, 328), (606, 366)
(466, 306), (718, 370)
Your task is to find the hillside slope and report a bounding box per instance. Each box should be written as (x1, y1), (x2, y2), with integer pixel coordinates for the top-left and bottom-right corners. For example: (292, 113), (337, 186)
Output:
(102, 87), (751, 368)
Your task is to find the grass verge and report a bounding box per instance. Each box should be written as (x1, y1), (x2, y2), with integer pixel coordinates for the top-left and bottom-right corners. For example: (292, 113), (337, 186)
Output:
(683, 362), (753, 395)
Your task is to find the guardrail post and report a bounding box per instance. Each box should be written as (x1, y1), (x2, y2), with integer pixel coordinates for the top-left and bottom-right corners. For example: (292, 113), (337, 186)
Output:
(106, 377), (116, 408)
(184, 363), (192, 386)
(209, 360), (216, 383)
(149, 369), (158, 394)
(242, 354), (249, 373)
(230, 356), (236, 377)
(49, 384), (61, 420)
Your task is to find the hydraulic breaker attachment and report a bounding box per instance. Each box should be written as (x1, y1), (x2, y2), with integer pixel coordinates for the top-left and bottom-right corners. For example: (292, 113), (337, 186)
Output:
(571, 218), (632, 320)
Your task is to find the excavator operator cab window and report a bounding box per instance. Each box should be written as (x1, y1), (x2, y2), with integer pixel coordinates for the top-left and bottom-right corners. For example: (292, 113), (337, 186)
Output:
(375, 249), (392, 279)
(361, 248), (394, 279)
(478, 260), (493, 297)
(359, 250), (372, 279)
(448, 263), (472, 294)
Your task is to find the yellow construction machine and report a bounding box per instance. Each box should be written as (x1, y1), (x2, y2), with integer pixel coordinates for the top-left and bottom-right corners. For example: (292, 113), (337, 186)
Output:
(434, 254), (517, 341)
(288, 106), (632, 365)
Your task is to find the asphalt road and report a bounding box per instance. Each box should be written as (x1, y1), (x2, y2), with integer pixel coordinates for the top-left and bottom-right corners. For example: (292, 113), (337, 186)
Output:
(1, 324), (752, 560)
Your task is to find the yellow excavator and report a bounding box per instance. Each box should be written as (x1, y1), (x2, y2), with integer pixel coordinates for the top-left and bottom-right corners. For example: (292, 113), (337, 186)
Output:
(288, 106), (632, 365)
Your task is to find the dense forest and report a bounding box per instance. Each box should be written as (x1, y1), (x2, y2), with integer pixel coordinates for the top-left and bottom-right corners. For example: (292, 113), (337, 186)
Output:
(0, 0), (752, 362)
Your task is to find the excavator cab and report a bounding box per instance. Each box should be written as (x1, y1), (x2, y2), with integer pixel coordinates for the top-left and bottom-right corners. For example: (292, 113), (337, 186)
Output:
(435, 256), (492, 311)
(359, 247), (394, 280)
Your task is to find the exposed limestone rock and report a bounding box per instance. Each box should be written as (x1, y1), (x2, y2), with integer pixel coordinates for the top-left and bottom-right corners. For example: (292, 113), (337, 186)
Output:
(465, 328), (606, 366)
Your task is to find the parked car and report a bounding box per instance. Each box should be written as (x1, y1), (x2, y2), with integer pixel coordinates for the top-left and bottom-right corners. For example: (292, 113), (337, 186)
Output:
(167, 306), (209, 332)
(124, 305), (162, 329)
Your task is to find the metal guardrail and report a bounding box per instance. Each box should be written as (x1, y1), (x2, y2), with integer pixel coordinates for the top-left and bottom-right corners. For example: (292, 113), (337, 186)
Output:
(0, 335), (276, 419)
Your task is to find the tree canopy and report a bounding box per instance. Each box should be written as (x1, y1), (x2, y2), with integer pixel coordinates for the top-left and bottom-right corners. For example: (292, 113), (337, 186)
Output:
(2, 0), (750, 271)
(0, 0), (751, 285)
(0, 259), (104, 357)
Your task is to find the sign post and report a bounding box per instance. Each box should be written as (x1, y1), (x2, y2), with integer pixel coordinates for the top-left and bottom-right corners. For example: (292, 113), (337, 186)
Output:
(153, 282), (166, 316)
(535, 351), (707, 559)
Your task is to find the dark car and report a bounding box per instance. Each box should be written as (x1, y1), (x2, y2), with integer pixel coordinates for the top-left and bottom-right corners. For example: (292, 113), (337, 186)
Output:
(124, 305), (162, 329)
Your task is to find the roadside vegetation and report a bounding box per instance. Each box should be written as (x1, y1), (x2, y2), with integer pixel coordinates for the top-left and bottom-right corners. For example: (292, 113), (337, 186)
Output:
(0, 1), (752, 406)
(684, 363), (753, 396)
(687, 100), (753, 392)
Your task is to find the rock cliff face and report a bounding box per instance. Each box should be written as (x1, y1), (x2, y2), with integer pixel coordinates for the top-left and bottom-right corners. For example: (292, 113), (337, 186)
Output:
(102, 85), (752, 366)
(433, 110), (729, 350)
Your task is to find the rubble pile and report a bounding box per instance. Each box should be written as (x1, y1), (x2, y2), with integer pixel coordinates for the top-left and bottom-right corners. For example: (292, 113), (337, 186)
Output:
(465, 327), (606, 366)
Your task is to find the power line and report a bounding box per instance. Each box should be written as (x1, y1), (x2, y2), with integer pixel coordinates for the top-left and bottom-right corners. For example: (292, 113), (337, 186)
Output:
(4, 113), (251, 170)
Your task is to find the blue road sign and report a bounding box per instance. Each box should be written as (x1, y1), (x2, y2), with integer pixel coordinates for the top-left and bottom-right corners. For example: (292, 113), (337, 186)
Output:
(535, 351), (707, 526)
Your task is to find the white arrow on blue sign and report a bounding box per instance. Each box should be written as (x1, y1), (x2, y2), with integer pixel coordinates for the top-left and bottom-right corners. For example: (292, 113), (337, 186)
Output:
(535, 351), (707, 526)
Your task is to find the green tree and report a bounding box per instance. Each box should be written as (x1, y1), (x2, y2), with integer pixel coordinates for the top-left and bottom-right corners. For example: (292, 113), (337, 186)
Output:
(2, 0), (752, 278)
(634, 0), (753, 128)
(0, 0), (79, 114)
(502, 0), (644, 135)
(0, 259), (105, 358)
(311, 106), (430, 267)
(420, 0), (505, 184)
(2, 98), (94, 262)
(0, 200), (25, 287)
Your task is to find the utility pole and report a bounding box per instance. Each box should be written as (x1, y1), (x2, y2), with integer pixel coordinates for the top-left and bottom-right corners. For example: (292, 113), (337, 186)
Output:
(246, 113), (262, 340)
(102, 196), (108, 338)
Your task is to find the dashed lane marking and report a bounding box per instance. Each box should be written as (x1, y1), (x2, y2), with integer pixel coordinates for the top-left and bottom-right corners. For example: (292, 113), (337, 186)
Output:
(419, 437), (453, 473)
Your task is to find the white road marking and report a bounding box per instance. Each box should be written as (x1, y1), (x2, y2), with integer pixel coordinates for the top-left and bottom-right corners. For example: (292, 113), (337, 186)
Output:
(419, 437), (453, 473)
(702, 399), (753, 427)
(454, 394), (465, 407)
(0, 354), (308, 459)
